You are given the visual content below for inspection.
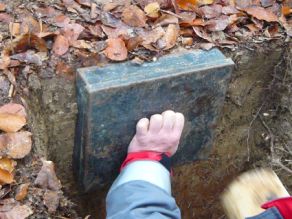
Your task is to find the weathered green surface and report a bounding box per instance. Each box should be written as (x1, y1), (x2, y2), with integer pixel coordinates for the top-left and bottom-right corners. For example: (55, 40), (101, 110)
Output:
(74, 49), (234, 191)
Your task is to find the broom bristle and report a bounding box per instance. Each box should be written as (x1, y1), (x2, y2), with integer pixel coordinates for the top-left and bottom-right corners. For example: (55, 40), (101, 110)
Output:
(221, 168), (289, 219)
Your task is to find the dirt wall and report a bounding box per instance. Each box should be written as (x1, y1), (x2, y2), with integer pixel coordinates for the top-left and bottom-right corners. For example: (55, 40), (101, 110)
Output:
(25, 40), (291, 218)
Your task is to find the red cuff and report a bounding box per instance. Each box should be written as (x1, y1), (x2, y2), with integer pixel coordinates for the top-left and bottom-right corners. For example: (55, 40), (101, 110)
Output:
(261, 197), (292, 219)
(120, 151), (171, 172)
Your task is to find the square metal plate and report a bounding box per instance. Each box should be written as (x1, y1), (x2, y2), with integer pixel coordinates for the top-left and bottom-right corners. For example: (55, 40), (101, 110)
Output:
(74, 49), (234, 192)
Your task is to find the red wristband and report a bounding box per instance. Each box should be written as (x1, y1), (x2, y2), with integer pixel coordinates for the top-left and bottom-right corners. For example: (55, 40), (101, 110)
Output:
(261, 197), (292, 219)
(120, 151), (171, 172)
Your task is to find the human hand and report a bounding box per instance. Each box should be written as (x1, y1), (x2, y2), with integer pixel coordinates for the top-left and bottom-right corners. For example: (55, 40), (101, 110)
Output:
(128, 110), (185, 156)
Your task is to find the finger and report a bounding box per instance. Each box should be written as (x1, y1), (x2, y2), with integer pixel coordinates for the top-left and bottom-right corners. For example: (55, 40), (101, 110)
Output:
(173, 112), (185, 135)
(149, 114), (163, 133)
(162, 110), (176, 131)
(136, 118), (149, 136)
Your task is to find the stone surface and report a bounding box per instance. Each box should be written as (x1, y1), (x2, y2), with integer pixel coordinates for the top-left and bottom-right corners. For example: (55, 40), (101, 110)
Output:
(74, 49), (234, 191)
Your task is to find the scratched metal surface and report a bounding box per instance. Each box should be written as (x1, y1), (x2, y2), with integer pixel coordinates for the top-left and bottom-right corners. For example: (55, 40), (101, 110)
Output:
(74, 49), (234, 192)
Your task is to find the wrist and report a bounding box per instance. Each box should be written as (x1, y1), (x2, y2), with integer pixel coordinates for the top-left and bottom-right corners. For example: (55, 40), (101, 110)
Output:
(120, 151), (172, 173)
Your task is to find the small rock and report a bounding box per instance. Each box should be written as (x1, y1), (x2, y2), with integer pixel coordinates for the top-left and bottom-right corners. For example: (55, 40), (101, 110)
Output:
(34, 160), (61, 191)
(15, 183), (29, 201)
(43, 190), (60, 213)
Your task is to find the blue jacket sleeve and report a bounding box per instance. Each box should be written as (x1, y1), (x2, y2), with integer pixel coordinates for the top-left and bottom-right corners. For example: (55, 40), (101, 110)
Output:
(106, 161), (181, 219)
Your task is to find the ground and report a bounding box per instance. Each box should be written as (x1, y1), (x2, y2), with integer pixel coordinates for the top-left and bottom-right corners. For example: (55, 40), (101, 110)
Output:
(0, 0), (291, 218)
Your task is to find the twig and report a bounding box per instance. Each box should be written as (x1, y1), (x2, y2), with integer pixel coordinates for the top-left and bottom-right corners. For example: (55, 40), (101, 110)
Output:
(246, 102), (265, 161)
(259, 115), (292, 174)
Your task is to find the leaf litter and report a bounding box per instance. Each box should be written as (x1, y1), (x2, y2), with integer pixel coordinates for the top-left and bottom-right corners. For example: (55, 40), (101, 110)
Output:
(0, 0), (290, 218)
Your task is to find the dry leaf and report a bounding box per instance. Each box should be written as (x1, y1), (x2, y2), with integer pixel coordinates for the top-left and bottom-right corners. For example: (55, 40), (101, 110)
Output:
(20, 16), (40, 34)
(244, 6), (278, 22)
(140, 26), (165, 45)
(103, 2), (120, 12)
(0, 158), (16, 173)
(62, 23), (85, 43)
(56, 61), (75, 80)
(0, 131), (32, 159)
(100, 12), (121, 28)
(44, 190), (60, 213)
(193, 26), (212, 42)
(52, 15), (70, 28)
(122, 5), (147, 27)
(158, 24), (179, 50)
(144, 2), (160, 18)
(199, 4), (222, 19)
(9, 23), (20, 37)
(34, 159), (62, 191)
(12, 34), (48, 53)
(0, 103), (26, 118)
(222, 5), (239, 14)
(181, 37), (193, 46)
(282, 6), (292, 16)
(15, 183), (29, 201)
(260, 0), (275, 7)
(76, 0), (91, 7)
(126, 36), (144, 51)
(0, 111), (26, 133)
(0, 13), (13, 23)
(10, 51), (46, 66)
(0, 169), (14, 185)
(205, 15), (230, 31)
(200, 42), (215, 50)
(88, 24), (104, 38)
(36, 6), (58, 18)
(104, 38), (128, 61)
(0, 203), (33, 219)
(0, 3), (5, 12)
(53, 35), (69, 56)
(154, 13), (178, 26)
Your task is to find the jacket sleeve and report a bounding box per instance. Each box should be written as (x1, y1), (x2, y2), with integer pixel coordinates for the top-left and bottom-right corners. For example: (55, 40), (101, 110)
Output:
(106, 160), (181, 219)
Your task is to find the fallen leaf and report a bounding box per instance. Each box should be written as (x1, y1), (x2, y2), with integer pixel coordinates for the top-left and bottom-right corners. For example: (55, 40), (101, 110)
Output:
(0, 3), (6, 12)
(100, 12), (122, 28)
(62, 23), (85, 43)
(181, 37), (193, 46)
(144, 2), (160, 18)
(126, 36), (143, 51)
(0, 203), (33, 219)
(56, 61), (75, 80)
(199, 4), (222, 18)
(76, 0), (91, 7)
(222, 5), (239, 14)
(235, 0), (254, 8)
(101, 25), (134, 39)
(158, 24), (179, 50)
(200, 42), (215, 50)
(12, 34), (48, 53)
(0, 13), (13, 23)
(52, 35), (69, 56)
(137, 0), (172, 9)
(0, 107), (26, 133)
(245, 23), (260, 32)
(140, 26), (165, 45)
(34, 159), (62, 191)
(122, 5), (147, 27)
(20, 16), (41, 34)
(36, 6), (58, 18)
(260, 0), (275, 7)
(205, 15), (230, 31)
(71, 40), (92, 49)
(154, 13), (178, 26)
(104, 38), (128, 61)
(52, 15), (70, 28)
(88, 24), (104, 38)
(103, 2), (120, 12)
(43, 190), (60, 213)
(0, 158), (16, 173)
(279, 14), (292, 37)
(193, 26), (212, 42)
(9, 23), (20, 37)
(0, 169), (13, 185)
(282, 6), (292, 16)
(10, 51), (46, 66)
(0, 132), (32, 159)
(244, 6), (278, 22)
(180, 18), (205, 27)
(0, 103), (26, 118)
(15, 183), (29, 201)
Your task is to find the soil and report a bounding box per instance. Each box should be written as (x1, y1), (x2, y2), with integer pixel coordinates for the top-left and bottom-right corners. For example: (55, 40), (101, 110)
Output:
(0, 0), (291, 218)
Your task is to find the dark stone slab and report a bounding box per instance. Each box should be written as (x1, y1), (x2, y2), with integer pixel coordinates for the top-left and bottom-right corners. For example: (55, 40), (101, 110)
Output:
(74, 49), (234, 192)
